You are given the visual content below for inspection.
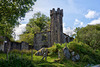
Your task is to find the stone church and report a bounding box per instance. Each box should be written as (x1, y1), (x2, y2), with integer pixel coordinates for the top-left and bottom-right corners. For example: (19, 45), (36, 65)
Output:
(34, 8), (74, 50)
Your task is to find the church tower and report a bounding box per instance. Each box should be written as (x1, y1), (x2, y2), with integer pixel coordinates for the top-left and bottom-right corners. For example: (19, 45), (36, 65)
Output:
(50, 8), (63, 45)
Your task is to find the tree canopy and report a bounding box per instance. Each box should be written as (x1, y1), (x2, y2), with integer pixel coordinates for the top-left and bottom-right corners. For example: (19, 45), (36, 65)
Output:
(25, 12), (50, 34)
(0, 0), (36, 39)
(19, 12), (50, 45)
(74, 24), (100, 49)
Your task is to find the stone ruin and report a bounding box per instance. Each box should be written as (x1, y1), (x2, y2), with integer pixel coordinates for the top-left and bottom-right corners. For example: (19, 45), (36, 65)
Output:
(0, 8), (74, 52)
(0, 37), (30, 53)
(34, 8), (74, 50)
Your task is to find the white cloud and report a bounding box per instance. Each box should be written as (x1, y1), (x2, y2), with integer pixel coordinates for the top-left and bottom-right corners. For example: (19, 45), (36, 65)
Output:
(88, 18), (100, 25)
(85, 10), (98, 19)
(13, 24), (26, 40)
(63, 23), (75, 36)
(74, 19), (83, 27)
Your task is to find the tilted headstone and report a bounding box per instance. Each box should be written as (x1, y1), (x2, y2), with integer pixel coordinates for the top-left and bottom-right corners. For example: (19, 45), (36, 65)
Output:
(63, 47), (71, 59)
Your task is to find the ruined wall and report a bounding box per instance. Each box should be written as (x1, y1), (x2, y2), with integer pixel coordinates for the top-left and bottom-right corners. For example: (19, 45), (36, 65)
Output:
(10, 41), (29, 51)
(34, 31), (51, 50)
(21, 42), (29, 50)
(10, 42), (21, 51)
(63, 33), (74, 43)
(1, 41), (29, 53)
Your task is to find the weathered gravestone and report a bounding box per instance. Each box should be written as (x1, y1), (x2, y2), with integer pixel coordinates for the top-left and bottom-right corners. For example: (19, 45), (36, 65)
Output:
(63, 47), (71, 59)
(71, 51), (80, 61)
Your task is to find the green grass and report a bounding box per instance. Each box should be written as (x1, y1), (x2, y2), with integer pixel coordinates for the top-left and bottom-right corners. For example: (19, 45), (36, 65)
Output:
(0, 53), (87, 67)
(0, 53), (6, 59)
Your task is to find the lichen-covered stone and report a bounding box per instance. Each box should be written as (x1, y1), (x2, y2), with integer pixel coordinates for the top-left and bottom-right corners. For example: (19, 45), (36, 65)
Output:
(71, 51), (75, 56)
(35, 48), (48, 56)
(63, 47), (71, 59)
(72, 54), (80, 61)
(75, 54), (80, 60)
(72, 56), (76, 61)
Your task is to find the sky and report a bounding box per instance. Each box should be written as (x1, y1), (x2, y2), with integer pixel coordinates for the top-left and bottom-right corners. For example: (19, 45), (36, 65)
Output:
(14, 0), (100, 40)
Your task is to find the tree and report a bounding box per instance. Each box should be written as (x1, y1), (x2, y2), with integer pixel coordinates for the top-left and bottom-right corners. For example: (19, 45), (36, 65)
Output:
(75, 24), (100, 49)
(19, 12), (50, 45)
(19, 33), (34, 45)
(0, 0), (36, 39)
(25, 12), (50, 33)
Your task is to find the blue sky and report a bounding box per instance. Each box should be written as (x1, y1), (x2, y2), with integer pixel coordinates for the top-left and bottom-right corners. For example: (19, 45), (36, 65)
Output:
(14, 0), (100, 40)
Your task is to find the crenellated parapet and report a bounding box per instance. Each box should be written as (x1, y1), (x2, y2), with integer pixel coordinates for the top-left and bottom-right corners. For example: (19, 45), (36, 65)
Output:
(50, 8), (63, 17)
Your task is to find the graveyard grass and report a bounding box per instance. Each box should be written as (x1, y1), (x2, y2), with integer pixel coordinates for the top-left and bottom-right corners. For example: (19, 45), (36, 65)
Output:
(0, 41), (100, 67)
(0, 53), (86, 67)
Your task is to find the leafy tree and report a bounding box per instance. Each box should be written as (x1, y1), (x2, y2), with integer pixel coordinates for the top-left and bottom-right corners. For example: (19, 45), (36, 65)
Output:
(19, 33), (34, 45)
(25, 12), (50, 33)
(0, 0), (36, 39)
(19, 12), (50, 45)
(74, 24), (100, 49)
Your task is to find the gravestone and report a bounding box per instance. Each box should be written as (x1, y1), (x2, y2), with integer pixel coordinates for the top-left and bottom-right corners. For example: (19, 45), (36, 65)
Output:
(63, 47), (71, 59)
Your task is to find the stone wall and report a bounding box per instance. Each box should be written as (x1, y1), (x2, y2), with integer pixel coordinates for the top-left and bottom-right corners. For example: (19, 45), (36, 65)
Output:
(10, 42), (21, 51)
(34, 31), (51, 50)
(63, 33), (74, 43)
(0, 41), (29, 53)
(21, 42), (29, 50)
(33, 8), (74, 50)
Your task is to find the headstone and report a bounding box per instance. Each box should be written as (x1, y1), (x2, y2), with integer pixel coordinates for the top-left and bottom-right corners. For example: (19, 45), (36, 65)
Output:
(72, 54), (80, 61)
(75, 54), (80, 60)
(71, 51), (75, 56)
(63, 47), (71, 59)
(72, 56), (76, 61)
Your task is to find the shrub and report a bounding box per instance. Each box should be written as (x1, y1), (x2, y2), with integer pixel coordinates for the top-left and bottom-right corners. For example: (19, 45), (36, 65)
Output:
(47, 45), (57, 56)
(67, 40), (100, 64)
(82, 55), (95, 64)
(47, 43), (67, 56)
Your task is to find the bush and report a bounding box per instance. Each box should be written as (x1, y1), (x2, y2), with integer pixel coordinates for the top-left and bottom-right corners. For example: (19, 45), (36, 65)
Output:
(47, 45), (57, 56)
(75, 24), (100, 50)
(67, 40), (100, 64)
(82, 55), (95, 64)
(47, 43), (67, 56)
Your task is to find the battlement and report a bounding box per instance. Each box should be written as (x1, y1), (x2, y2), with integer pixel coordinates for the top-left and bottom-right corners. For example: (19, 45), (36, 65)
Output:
(50, 8), (63, 16)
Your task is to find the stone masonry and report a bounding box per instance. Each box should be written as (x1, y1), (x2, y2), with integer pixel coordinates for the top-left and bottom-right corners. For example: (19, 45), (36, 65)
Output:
(34, 8), (74, 50)
(0, 8), (74, 52)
